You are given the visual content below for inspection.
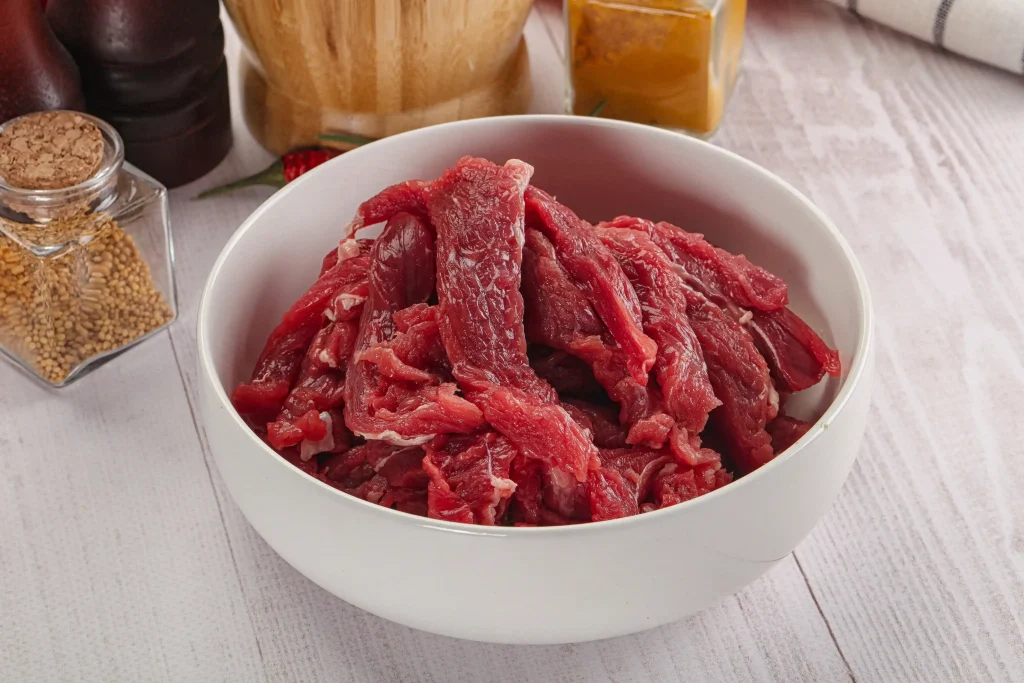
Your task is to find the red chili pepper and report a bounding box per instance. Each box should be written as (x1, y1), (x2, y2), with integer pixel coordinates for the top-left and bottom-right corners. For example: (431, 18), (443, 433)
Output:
(283, 148), (340, 182)
(196, 147), (343, 200)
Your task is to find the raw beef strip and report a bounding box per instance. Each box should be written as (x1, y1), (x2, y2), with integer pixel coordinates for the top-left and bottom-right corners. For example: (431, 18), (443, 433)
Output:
(322, 442), (429, 516)
(542, 474), (591, 521)
(596, 227), (720, 435)
(356, 379), (483, 446)
(547, 444), (676, 522)
(603, 447), (674, 499)
(508, 468), (587, 526)
(651, 459), (733, 509)
(371, 445), (430, 514)
(429, 159), (550, 397)
(475, 386), (600, 486)
(423, 432), (518, 525)
(521, 227), (672, 446)
(345, 213), (483, 445)
(344, 180), (428, 235)
(601, 215), (787, 311)
(507, 458), (589, 526)
(525, 187), (657, 385)
(357, 305), (485, 441)
(681, 285), (778, 475)
(748, 308), (841, 392)
(528, 347), (604, 398)
(668, 426), (721, 467)
(232, 240), (372, 424)
(522, 227), (603, 343)
(651, 464), (698, 508)
(508, 454), (543, 525)
(322, 444), (376, 488)
(587, 468), (636, 522)
(306, 319), (360, 371)
(604, 216), (840, 392)
(325, 281), (370, 324)
(266, 366), (347, 455)
(427, 157), (599, 483)
(266, 351), (356, 459)
(589, 447), (672, 521)
(767, 414), (813, 453)
(561, 401), (595, 436)
(563, 399), (629, 448)
(566, 335), (675, 448)
(276, 445), (322, 479)
(264, 263), (372, 457)
(538, 508), (586, 526)
(361, 304), (450, 380)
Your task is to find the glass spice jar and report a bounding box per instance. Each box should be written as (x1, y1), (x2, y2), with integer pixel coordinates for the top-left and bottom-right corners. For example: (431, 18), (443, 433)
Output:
(566, 0), (746, 137)
(0, 111), (176, 387)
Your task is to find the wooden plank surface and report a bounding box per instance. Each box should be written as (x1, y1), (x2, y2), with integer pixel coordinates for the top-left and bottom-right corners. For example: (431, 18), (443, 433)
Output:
(1, 1), (1022, 681)
(0, 336), (266, 682)
(718, 3), (1024, 682)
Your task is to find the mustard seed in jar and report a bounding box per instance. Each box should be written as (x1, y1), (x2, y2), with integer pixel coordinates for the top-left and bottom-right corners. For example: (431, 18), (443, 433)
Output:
(0, 111), (176, 386)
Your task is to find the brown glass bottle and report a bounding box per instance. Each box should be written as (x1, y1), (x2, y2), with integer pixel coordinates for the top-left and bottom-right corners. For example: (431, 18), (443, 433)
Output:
(0, 0), (85, 124)
(47, 0), (232, 188)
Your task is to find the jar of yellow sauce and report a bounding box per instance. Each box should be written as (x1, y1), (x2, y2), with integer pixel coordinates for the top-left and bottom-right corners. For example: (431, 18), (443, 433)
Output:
(566, 0), (746, 137)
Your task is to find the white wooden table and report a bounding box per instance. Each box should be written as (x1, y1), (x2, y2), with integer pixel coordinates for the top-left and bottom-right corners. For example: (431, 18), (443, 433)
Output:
(3, 1), (1023, 681)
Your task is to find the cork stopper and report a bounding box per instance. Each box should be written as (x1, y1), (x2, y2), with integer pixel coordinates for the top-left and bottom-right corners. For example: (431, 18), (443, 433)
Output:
(0, 112), (104, 190)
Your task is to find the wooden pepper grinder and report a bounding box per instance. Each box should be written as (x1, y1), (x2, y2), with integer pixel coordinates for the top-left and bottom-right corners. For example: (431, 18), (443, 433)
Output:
(47, 0), (232, 188)
(0, 0), (85, 124)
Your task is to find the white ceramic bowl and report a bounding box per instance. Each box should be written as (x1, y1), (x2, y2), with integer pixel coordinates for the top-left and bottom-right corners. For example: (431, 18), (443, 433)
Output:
(197, 115), (873, 645)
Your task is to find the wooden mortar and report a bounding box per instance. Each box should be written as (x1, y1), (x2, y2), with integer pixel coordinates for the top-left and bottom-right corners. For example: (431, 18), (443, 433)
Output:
(223, 0), (534, 154)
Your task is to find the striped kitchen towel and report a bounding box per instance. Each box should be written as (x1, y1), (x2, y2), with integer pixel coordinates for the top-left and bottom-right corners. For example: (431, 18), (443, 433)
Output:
(824, 0), (1024, 74)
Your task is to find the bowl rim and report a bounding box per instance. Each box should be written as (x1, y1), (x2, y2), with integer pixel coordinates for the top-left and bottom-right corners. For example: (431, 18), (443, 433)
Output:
(197, 114), (874, 538)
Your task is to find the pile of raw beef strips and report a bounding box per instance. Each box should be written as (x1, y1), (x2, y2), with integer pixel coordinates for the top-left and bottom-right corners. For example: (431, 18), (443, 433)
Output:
(232, 157), (840, 526)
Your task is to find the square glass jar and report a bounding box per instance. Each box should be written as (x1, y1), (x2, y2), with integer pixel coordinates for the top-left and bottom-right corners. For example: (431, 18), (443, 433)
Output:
(565, 0), (746, 137)
(0, 112), (177, 387)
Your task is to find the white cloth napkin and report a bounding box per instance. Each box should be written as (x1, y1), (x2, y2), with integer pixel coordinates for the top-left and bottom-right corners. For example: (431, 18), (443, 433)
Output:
(823, 0), (1024, 74)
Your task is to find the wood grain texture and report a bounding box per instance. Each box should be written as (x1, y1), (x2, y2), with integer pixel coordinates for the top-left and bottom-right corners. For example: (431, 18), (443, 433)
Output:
(225, 0), (533, 153)
(1, 2), (1022, 682)
(0, 335), (266, 682)
(718, 2), (1024, 681)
